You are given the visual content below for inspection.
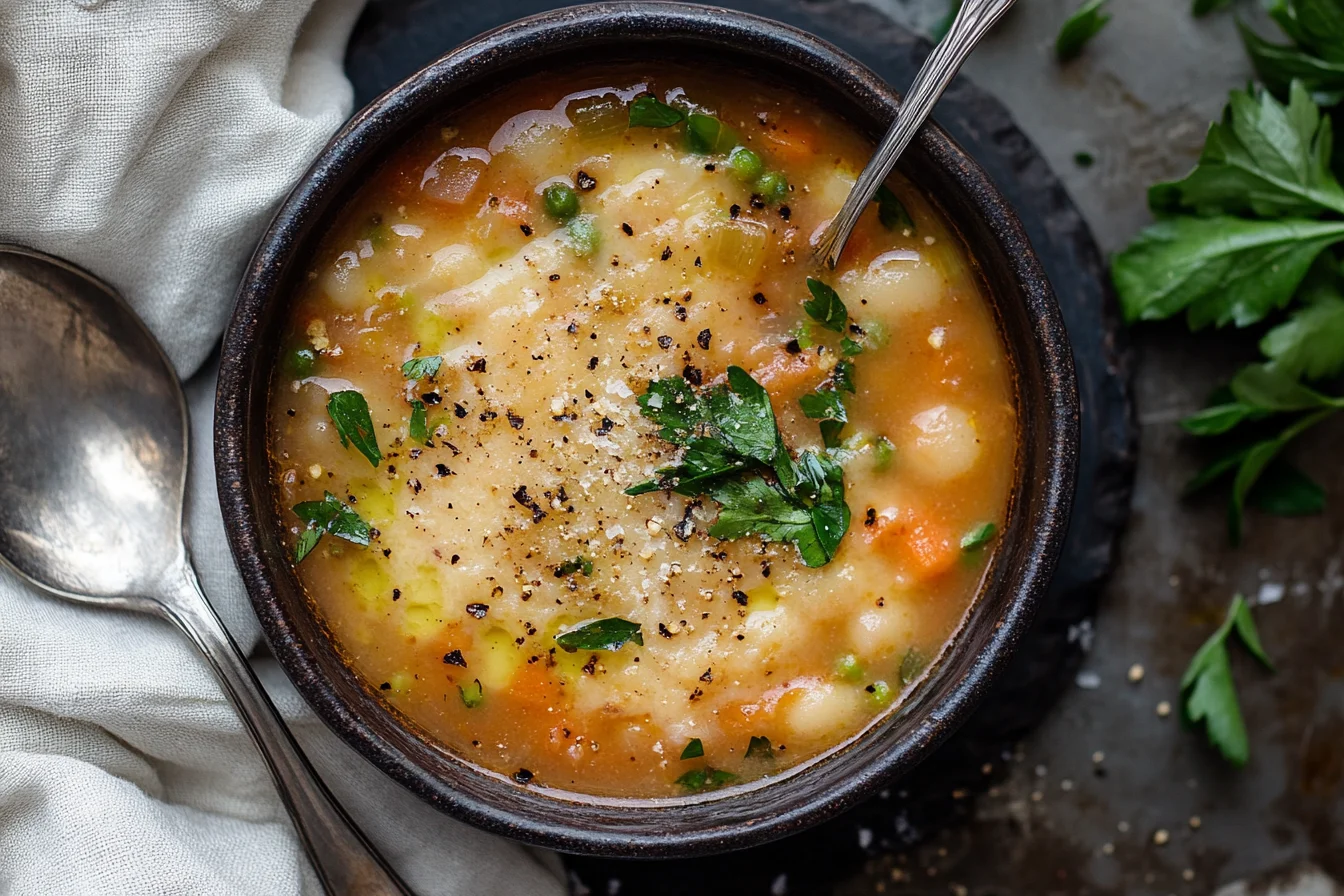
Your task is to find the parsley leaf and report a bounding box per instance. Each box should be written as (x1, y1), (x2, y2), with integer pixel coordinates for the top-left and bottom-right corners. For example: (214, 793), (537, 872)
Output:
(554, 617), (643, 652)
(291, 491), (371, 563)
(1149, 83), (1344, 218)
(899, 646), (927, 685)
(873, 184), (914, 231)
(684, 113), (740, 155)
(675, 767), (738, 792)
(1240, 21), (1344, 107)
(1112, 215), (1344, 328)
(1247, 460), (1326, 515)
(745, 736), (774, 760)
(401, 355), (443, 379)
(1261, 261), (1344, 380)
(708, 366), (786, 465)
(960, 522), (997, 550)
(1228, 408), (1333, 543)
(554, 556), (594, 577)
(408, 399), (429, 445)
(326, 391), (382, 467)
(803, 278), (848, 333)
(799, 388), (848, 448)
(628, 95), (686, 128)
(680, 738), (704, 760)
(458, 679), (484, 708)
(1055, 0), (1112, 62)
(1181, 594), (1274, 766)
(637, 377), (710, 444)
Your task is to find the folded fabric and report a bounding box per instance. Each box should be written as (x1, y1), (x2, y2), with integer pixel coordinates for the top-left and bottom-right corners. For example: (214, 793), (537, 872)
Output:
(0, 1), (567, 893)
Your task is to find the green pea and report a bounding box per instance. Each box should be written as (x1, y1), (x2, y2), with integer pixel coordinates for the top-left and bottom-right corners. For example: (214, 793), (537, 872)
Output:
(754, 171), (789, 204)
(543, 182), (580, 221)
(868, 680), (893, 707)
(835, 654), (864, 682)
(287, 347), (317, 378)
(727, 146), (764, 182)
(566, 214), (601, 257)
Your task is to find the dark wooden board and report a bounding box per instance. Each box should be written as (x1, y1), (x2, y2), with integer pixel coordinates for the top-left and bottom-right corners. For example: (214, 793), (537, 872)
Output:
(344, 2), (1137, 891)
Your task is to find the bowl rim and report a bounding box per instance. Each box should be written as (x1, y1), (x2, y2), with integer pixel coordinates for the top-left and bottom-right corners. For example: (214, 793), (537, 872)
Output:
(215, 0), (1079, 857)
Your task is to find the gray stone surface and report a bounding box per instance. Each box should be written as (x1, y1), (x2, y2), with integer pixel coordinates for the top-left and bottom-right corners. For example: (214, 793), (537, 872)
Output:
(834, 2), (1344, 894)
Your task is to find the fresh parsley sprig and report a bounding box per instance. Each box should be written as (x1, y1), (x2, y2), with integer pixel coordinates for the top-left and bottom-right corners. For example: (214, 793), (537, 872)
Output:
(1181, 594), (1275, 766)
(625, 365), (851, 567)
(1114, 79), (1344, 543)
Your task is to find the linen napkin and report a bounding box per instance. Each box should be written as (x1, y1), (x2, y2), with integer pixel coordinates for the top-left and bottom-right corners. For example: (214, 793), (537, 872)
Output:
(0, 2), (567, 893)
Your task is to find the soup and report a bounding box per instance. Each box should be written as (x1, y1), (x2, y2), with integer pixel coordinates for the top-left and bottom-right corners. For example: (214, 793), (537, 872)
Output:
(267, 66), (1016, 799)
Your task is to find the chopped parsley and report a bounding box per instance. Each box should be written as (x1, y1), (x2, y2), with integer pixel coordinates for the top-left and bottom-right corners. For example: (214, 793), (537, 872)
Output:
(553, 556), (594, 577)
(408, 399), (429, 445)
(400, 355), (443, 380)
(626, 364), (852, 567)
(554, 617), (643, 652)
(458, 679), (484, 708)
(291, 491), (370, 563)
(802, 277), (848, 333)
(873, 184), (914, 231)
(1055, 0), (1112, 62)
(675, 767), (738, 792)
(745, 736), (774, 760)
(628, 95), (685, 128)
(326, 390), (381, 467)
(959, 522), (997, 551)
(680, 738), (704, 760)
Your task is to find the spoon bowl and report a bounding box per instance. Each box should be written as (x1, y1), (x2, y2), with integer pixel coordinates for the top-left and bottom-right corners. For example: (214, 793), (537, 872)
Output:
(0, 244), (411, 895)
(0, 245), (185, 606)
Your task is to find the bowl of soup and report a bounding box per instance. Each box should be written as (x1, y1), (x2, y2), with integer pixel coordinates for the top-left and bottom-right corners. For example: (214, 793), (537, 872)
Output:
(216, 1), (1078, 857)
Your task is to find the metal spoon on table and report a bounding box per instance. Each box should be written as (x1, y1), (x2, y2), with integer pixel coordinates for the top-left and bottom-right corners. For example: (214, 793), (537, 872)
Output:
(0, 245), (411, 896)
(814, 0), (1017, 268)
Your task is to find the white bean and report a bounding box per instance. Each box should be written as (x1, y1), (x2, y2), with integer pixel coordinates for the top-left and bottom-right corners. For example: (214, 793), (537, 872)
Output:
(903, 404), (980, 482)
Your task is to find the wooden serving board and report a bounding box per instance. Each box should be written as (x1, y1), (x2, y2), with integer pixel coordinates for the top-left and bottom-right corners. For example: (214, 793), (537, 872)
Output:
(344, 1), (1137, 891)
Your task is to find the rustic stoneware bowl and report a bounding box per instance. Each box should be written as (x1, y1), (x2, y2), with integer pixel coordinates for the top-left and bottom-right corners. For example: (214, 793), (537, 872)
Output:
(215, 1), (1079, 858)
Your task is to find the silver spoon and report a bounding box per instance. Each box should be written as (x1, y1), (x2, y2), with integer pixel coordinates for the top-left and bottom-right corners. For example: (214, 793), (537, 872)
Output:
(814, 0), (1017, 268)
(0, 244), (411, 895)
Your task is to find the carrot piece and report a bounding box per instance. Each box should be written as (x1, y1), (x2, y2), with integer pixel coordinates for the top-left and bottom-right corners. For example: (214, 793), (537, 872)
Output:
(865, 511), (960, 580)
(760, 117), (820, 165)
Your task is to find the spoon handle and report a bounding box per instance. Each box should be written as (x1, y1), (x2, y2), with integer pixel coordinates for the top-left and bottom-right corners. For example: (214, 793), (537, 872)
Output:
(156, 560), (413, 895)
(814, 0), (1016, 268)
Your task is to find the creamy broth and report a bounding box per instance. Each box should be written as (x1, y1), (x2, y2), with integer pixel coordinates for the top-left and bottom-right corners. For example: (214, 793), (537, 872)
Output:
(268, 67), (1016, 798)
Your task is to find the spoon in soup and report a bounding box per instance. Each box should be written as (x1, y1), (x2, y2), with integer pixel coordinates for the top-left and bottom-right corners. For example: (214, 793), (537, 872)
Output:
(0, 245), (412, 895)
(813, 0), (1017, 268)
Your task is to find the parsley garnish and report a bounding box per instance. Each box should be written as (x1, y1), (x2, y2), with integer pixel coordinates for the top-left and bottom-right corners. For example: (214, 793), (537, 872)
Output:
(326, 391), (381, 467)
(408, 399), (429, 445)
(553, 556), (594, 577)
(899, 646), (927, 685)
(628, 95), (686, 129)
(803, 278), (848, 333)
(873, 184), (914, 231)
(1182, 595), (1274, 766)
(291, 492), (370, 563)
(1237, 1), (1344, 105)
(554, 617), (643, 652)
(674, 767), (737, 792)
(401, 355), (443, 380)
(626, 366), (852, 567)
(458, 679), (484, 708)
(959, 522), (997, 551)
(745, 736), (774, 760)
(1055, 0), (1111, 62)
(680, 738), (704, 760)
(684, 113), (740, 155)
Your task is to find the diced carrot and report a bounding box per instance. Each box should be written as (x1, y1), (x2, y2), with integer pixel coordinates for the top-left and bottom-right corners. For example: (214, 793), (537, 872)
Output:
(760, 117), (820, 166)
(865, 510), (960, 580)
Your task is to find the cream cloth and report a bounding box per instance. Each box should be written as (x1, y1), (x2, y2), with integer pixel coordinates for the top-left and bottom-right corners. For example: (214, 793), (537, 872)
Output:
(0, 2), (566, 893)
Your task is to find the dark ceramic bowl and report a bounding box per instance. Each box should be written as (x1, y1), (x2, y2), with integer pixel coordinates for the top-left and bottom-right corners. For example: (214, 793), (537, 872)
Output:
(216, 1), (1079, 858)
